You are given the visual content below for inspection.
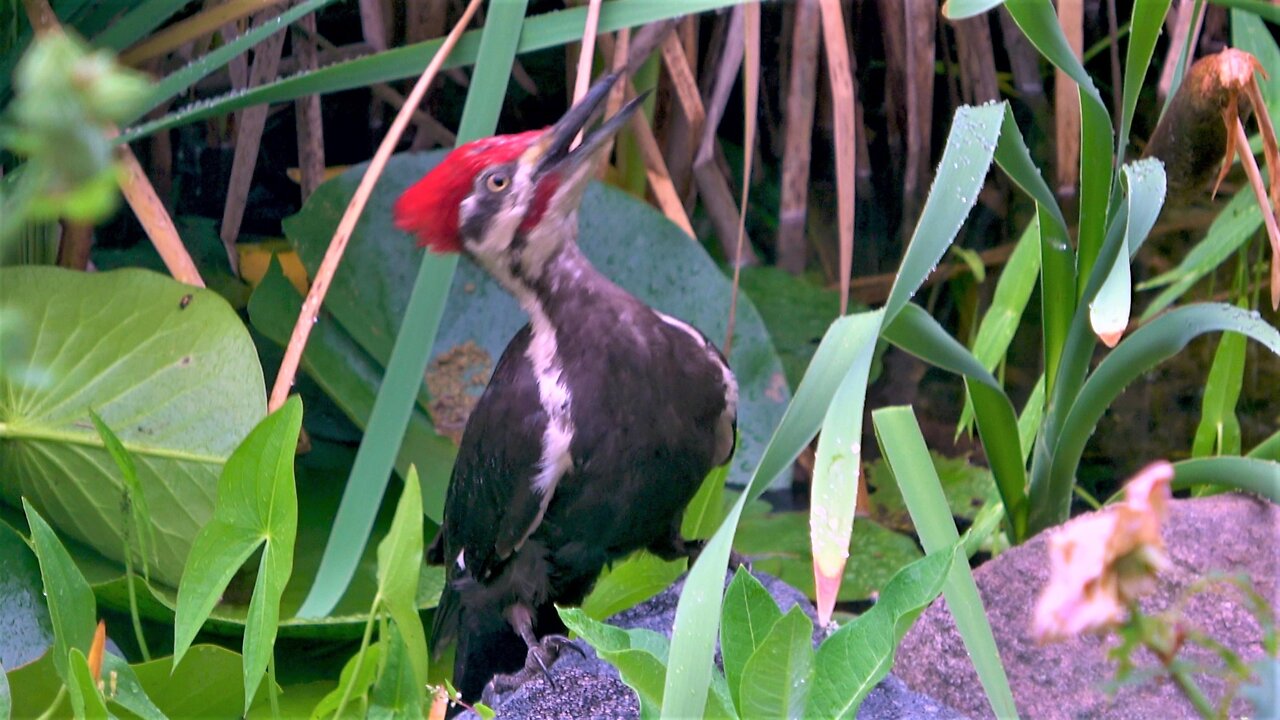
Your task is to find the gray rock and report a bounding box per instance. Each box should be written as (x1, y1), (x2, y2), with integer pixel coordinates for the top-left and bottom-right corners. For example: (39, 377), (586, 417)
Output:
(460, 570), (970, 719)
(893, 494), (1279, 720)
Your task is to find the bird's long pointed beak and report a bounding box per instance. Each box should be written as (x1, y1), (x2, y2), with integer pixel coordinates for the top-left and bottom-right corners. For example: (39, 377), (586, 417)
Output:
(521, 73), (649, 192)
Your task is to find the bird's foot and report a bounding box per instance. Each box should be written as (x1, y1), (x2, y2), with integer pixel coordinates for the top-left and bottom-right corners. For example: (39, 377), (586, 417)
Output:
(488, 635), (585, 694)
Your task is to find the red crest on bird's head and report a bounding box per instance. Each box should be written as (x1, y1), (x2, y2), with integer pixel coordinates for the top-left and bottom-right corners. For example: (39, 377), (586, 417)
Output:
(393, 129), (544, 254)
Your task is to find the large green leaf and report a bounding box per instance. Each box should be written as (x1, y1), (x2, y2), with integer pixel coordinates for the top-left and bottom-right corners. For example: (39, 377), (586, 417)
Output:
(7, 644), (277, 719)
(580, 552), (684, 621)
(0, 439), (445, 639)
(738, 605), (814, 719)
(0, 267), (265, 587)
(720, 568), (784, 711)
(281, 153), (790, 488)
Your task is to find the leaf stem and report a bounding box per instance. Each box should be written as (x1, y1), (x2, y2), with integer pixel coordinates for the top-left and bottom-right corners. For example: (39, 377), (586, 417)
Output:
(267, 652), (280, 718)
(335, 600), (380, 718)
(1168, 664), (1216, 718)
(124, 559), (151, 662)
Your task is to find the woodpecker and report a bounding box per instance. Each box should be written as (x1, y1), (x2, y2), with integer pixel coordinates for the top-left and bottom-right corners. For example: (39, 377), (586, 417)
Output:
(394, 73), (738, 704)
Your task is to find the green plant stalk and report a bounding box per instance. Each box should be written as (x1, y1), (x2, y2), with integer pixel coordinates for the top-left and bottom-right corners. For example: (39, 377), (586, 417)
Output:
(335, 602), (381, 719)
(1152, 638), (1216, 717)
(267, 653), (280, 719)
(123, 558), (151, 662)
(1029, 202), (1128, 531)
(294, 0), (529, 621)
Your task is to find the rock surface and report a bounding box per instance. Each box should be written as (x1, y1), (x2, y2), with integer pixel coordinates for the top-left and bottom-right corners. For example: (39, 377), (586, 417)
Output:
(894, 494), (1279, 719)
(461, 571), (969, 719)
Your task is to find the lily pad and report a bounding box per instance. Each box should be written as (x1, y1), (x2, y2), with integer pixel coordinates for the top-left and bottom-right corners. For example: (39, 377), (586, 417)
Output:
(0, 266), (266, 587)
(281, 153), (791, 487)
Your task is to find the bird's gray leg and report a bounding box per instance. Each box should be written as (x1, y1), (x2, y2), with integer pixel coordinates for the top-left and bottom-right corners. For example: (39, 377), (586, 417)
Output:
(487, 603), (584, 695)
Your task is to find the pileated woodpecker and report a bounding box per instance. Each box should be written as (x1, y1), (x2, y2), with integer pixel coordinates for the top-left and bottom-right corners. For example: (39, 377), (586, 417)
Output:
(394, 73), (738, 703)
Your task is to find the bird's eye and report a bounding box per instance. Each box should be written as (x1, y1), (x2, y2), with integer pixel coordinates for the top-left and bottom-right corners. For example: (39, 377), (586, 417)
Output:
(485, 172), (510, 192)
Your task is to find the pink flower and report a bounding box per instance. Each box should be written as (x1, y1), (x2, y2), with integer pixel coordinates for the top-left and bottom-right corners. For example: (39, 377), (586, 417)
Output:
(1032, 462), (1174, 643)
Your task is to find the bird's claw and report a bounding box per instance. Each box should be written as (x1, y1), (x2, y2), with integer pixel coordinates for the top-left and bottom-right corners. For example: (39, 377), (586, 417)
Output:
(488, 635), (583, 694)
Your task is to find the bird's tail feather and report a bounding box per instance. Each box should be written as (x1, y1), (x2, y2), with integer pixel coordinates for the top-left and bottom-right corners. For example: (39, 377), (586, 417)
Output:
(451, 616), (527, 704)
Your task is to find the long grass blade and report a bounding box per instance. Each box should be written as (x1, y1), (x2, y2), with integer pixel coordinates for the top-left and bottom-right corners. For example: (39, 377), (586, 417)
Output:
(989, 103), (1073, 392)
(1170, 457), (1280, 502)
(872, 406), (1018, 719)
(808, 322), (878, 626)
(267, 0), (482, 413)
(1002, 0), (1114, 291)
(1036, 303), (1280, 531)
(1191, 326), (1247, 457)
(1118, 0), (1172, 153)
(957, 221), (1040, 435)
(120, 0), (279, 65)
(91, 0), (191, 51)
(1212, 0), (1280, 23)
(294, 0), (528, 619)
(1138, 187), (1259, 319)
(881, 303), (1028, 539)
(119, 0), (753, 142)
(125, 0), (338, 125)
(662, 311), (883, 720)
(885, 102), (1004, 322)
